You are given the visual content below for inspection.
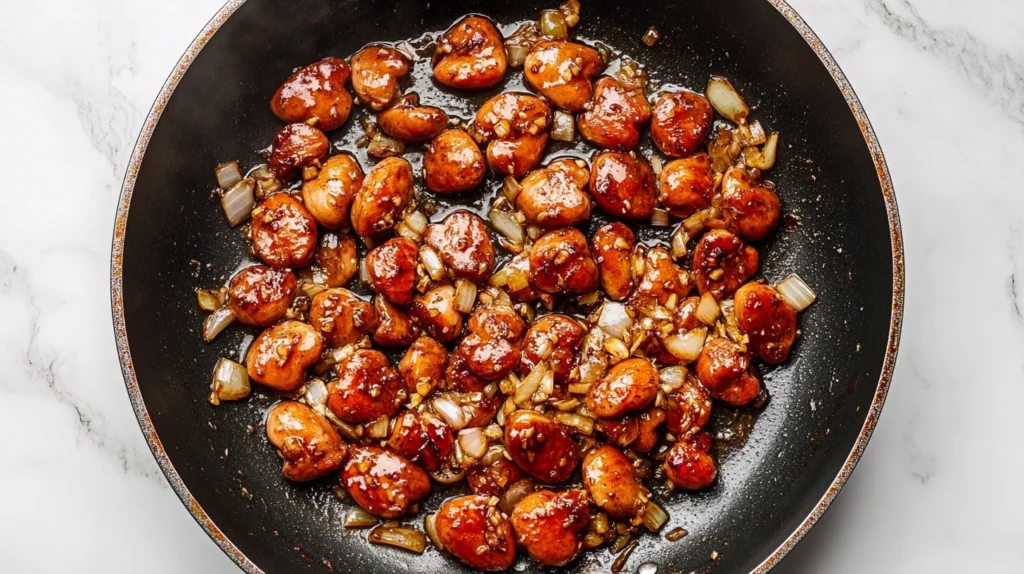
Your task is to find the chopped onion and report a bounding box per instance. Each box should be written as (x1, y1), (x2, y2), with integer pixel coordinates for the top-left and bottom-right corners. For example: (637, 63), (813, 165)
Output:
(367, 416), (389, 438)
(663, 328), (707, 362)
(208, 358), (250, 405)
(568, 382), (592, 395)
(432, 397), (467, 430)
(649, 155), (663, 176)
(368, 525), (426, 554)
(776, 274), (816, 311)
(344, 507), (379, 529)
(642, 27), (660, 47)
(424, 514), (443, 550)
(650, 208), (669, 227)
(215, 161), (242, 189)
(505, 43), (529, 68)
(555, 412), (595, 435)
(659, 366), (687, 392)
(197, 288), (222, 311)
(458, 427), (488, 460)
(396, 222), (421, 243)
(304, 378), (328, 410)
(419, 245), (446, 281)
(683, 209), (713, 236)
(250, 165), (281, 199)
(615, 57), (648, 90)
(540, 10), (568, 39)
(501, 177), (522, 201)
(554, 398), (581, 411)
(492, 254), (530, 292)
(671, 225), (688, 259)
(560, 0), (581, 27)
(480, 444), (506, 466)
(359, 258), (371, 283)
(604, 337), (630, 364)
(404, 211), (428, 235)
(454, 279), (477, 314)
(500, 479), (538, 514)
(203, 307), (236, 342)
(707, 76), (749, 124)
(538, 368), (555, 398)
(695, 292), (721, 325)
(597, 302), (632, 340)
(739, 120), (767, 146)
(367, 133), (405, 158)
(514, 361), (548, 405)
(489, 209), (524, 246)
(552, 111), (575, 142)
(743, 132), (780, 170)
(221, 178), (255, 227)
(642, 501), (669, 532)
(429, 465), (465, 485)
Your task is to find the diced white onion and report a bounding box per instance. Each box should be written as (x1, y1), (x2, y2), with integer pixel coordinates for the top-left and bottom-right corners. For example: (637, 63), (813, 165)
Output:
(540, 10), (568, 39)
(419, 245), (446, 281)
(215, 161), (242, 189)
(707, 76), (749, 124)
(642, 501), (669, 532)
(458, 427), (488, 460)
(650, 155), (663, 176)
(683, 209), (712, 236)
(304, 378), (328, 410)
(424, 514), (443, 550)
(501, 177), (522, 201)
(568, 382), (592, 395)
(560, 0), (581, 27)
(663, 328), (707, 362)
(505, 43), (529, 68)
(489, 209), (524, 246)
(367, 133), (405, 158)
(344, 507), (379, 528)
(514, 361), (548, 405)
(208, 358), (250, 405)
(432, 397), (467, 430)
(454, 279), (477, 314)
(404, 211), (428, 235)
(396, 222), (422, 243)
(367, 416), (389, 438)
(743, 132), (780, 170)
(429, 465), (465, 485)
(202, 307), (236, 342)
(359, 258), (371, 283)
(775, 274), (817, 311)
(597, 302), (633, 340)
(368, 525), (426, 554)
(197, 288), (222, 311)
(552, 110), (575, 142)
(744, 121), (767, 146)
(538, 368), (555, 398)
(221, 178), (255, 227)
(671, 225), (688, 259)
(650, 208), (670, 227)
(659, 366), (687, 392)
(695, 292), (721, 325)
(554, 412), (594, 435)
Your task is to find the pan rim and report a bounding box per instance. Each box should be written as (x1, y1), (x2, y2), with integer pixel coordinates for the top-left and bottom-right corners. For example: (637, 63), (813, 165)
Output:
(108, 1), (904, 572)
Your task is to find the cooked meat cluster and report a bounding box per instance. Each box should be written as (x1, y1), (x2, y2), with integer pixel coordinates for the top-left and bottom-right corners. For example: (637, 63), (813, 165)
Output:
(200, 3), (811, 571)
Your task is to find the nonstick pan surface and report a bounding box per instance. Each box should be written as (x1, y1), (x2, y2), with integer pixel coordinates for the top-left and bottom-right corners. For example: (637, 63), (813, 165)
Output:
(111, 0), (904, 572)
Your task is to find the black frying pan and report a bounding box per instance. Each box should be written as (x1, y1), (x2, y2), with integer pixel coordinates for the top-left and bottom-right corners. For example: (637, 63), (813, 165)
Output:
(111, 0), (904, 572)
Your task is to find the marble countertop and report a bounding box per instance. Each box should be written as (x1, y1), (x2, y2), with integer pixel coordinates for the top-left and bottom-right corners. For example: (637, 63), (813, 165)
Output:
(2, 0), (1021, 571)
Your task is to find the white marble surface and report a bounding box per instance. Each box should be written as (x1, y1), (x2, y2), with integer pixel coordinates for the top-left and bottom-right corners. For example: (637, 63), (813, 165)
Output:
(0, 0), (1021, 572)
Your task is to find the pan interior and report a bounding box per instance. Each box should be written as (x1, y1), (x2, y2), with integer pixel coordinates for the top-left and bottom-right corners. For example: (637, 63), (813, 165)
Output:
(118, 0), (895, 572)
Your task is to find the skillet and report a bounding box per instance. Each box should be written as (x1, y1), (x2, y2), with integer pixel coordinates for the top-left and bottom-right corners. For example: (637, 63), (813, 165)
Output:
(110, 0), (904, 571)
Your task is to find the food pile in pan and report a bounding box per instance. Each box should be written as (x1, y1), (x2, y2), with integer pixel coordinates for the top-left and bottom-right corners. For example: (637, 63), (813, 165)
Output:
(198, 1), (816, 570)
